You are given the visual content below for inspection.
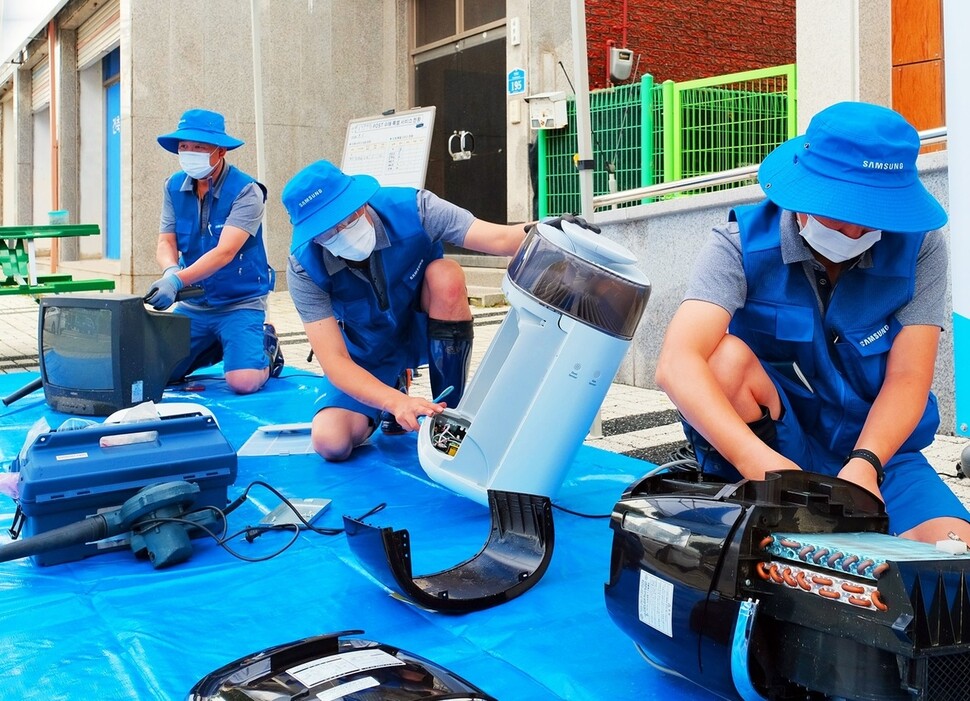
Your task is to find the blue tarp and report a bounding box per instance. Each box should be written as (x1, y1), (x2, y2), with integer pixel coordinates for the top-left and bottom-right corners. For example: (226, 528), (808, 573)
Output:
(0, 371), (716, 700)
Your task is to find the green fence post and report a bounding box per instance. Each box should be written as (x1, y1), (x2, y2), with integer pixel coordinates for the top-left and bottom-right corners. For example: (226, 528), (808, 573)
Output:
(784, 63), (798, 138)
(640, 74), (655, 204)
(537, 129), (548, 218)
(661, 79), (677, 186)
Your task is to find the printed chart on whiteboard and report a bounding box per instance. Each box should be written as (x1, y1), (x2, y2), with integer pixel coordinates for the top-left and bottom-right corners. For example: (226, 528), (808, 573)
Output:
(341, 107), (436, 188)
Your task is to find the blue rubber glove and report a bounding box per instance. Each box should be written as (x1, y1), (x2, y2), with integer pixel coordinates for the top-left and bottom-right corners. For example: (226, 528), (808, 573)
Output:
(145, 271), (184, 310)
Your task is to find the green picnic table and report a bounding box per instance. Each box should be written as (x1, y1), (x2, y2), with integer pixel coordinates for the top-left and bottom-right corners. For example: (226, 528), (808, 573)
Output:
(0, 224), (115, 296)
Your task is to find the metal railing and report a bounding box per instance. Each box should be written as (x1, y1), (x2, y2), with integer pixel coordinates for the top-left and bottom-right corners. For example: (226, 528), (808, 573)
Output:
(538, 64), (797, 217)
(592, 126), (948, 211)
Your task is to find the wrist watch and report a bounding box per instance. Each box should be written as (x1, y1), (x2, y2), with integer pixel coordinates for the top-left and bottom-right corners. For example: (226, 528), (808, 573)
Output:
(843, 449), (884, 487)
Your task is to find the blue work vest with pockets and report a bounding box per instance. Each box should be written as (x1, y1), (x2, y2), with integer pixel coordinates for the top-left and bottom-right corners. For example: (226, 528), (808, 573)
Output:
(728, 200), (939, 459)
(167, 165), (271, 306)
(293, 187), (443, 384)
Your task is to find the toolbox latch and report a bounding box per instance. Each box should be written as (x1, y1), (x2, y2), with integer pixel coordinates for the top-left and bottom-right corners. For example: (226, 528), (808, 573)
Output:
(8, 504), (25, 540)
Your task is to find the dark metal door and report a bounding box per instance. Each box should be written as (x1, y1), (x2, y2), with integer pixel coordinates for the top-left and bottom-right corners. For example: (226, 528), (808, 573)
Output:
(415, 34), (507, 232)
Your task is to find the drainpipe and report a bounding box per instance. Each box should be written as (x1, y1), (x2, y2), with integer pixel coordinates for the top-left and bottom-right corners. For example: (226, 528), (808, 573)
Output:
(622, 0), (628, 46)
(250, 0), (267, 250)
(606, 38), (615, 86)
(570, 0), (594, 220)
(48, 18), (59, 272)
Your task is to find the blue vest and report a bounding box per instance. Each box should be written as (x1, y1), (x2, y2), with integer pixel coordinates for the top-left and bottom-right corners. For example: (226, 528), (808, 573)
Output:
(167, 165), (271, 306)
(728, 200), (938, 457)
(293, 187), (443, 382)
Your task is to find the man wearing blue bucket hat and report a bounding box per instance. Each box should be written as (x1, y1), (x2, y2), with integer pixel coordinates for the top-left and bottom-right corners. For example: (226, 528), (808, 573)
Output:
(147, 108), (283, 394)
(656, 101), (970, 544)
(282, 160), (528, 461)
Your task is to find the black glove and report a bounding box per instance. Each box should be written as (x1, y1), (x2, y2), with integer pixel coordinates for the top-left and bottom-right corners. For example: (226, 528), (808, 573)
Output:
(543, 212), (601, 234)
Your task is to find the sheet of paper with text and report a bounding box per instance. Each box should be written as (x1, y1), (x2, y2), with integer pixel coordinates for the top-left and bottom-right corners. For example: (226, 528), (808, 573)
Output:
(341, 107), (436, 188)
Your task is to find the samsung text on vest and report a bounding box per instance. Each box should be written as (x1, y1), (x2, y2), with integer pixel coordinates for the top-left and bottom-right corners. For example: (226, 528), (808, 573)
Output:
(409, 260), (425, 281)
(859, 324), (889, 347)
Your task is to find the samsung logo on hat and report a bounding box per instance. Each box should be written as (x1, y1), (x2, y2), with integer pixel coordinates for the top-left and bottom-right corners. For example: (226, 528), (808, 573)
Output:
(862, 160), (904, 171)
(299, 188), (324, 208)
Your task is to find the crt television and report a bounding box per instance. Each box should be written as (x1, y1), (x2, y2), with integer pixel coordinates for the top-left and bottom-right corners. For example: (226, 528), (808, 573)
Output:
(38, 293), (191, 416)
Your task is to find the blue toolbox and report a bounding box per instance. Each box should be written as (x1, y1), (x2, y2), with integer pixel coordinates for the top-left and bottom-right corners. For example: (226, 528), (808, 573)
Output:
(10, 414), (237, 566)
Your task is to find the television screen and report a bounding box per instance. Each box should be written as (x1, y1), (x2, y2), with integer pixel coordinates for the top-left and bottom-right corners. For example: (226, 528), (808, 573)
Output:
(38, 294), (191, 416)
(41, 306), (114, 391)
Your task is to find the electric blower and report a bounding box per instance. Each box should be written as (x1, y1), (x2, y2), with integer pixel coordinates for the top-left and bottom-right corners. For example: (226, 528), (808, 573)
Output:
(0, 481), (219, 569)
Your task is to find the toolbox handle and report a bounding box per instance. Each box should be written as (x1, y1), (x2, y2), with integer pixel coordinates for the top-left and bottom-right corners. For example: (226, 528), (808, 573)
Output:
(34, 414), (217, 450)
(100, 430), (159, 448)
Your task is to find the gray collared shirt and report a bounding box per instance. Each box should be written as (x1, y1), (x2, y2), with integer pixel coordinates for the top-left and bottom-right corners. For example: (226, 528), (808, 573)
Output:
(684, 208), (947, 328)
(287, 189), (475, 323)
(158, 165), (267, 312)
(159, 165), (265, 237)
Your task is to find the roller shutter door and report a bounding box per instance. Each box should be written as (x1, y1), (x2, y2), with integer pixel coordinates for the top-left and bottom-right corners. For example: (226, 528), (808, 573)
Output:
(77, 0), (120, 69)
(32, 62), (49, 111)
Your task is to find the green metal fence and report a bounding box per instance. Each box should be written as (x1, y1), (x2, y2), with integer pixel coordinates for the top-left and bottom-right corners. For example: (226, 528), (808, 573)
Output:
(538, 64), (797, 217)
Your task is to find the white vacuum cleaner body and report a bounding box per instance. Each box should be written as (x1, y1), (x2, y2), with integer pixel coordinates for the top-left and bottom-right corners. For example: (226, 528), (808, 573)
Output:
(417, 220), (650, 505)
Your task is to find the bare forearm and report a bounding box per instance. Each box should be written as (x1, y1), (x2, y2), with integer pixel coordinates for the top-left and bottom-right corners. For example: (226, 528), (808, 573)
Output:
(319, 353), (402, 412)
(658, 355), (793, 478)
(156, 235), (179, 269)
(313, 341), (443, 432)
(854, 325), (939, 463)
(656, 300), (800, 478)
(177, 247), (238, 286)
(855, 374), (934, 464)
(463, 220), (527, 256)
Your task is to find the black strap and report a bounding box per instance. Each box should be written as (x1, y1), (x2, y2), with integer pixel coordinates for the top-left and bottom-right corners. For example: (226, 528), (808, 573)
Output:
(747, 405), (777, 445)
(844, 448), (884, 486)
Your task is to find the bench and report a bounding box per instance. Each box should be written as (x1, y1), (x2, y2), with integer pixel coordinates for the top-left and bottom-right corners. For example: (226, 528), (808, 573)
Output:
(0, 224), (115, 296)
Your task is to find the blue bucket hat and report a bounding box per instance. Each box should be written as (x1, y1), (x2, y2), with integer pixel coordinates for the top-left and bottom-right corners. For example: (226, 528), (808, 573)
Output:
(282, 160), (380, 252)
(157, 109), (244, 153)
(758, 101), (946, 233)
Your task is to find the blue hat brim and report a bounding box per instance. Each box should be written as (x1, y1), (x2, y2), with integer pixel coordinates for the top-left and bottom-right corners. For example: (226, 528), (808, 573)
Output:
(157, 129), (244, 154)
(758, 136), (947, 233)
(290, 173), (381, 253)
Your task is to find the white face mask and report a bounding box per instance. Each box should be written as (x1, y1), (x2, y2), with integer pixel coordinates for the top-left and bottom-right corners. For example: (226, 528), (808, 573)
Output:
(179, 150), (217, 180)
(798, 215), (882, 263)
(317, 215), (376, 261)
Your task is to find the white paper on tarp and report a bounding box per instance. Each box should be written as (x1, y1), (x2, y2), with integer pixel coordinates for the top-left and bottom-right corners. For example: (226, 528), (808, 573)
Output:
(238, 423), (315, 456)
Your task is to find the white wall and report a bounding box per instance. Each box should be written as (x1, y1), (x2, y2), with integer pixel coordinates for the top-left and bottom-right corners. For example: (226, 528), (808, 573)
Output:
(1, 95), (14, 225)
(795, 0), (892, 126)
(31, 107), (51, 225)
(944, 0), (970, 435)
(78, 61), (104, 258)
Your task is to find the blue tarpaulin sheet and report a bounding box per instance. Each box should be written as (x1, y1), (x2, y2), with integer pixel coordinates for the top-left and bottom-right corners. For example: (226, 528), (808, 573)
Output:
(0, 371), (715, 700)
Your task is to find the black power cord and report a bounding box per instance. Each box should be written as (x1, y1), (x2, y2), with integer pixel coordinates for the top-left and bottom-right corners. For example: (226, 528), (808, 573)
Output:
(138, 480), (386, 564)
(552, 502), (610, 519)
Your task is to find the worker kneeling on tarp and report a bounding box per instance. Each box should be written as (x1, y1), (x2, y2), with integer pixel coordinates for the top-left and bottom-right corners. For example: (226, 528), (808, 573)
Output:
(281, 160), (526, 461)
(655, 100), (970, 544)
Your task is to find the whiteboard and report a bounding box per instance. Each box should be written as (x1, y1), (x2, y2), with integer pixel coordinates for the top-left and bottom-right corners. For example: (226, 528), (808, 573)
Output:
(341, 107), (436, 188)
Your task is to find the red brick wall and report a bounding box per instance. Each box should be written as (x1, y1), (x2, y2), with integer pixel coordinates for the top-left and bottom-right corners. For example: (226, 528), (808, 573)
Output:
(585, 0), (796, 89)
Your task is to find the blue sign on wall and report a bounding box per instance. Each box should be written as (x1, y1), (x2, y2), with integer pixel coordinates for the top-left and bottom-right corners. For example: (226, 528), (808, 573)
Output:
(507, 68), (526, 96)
